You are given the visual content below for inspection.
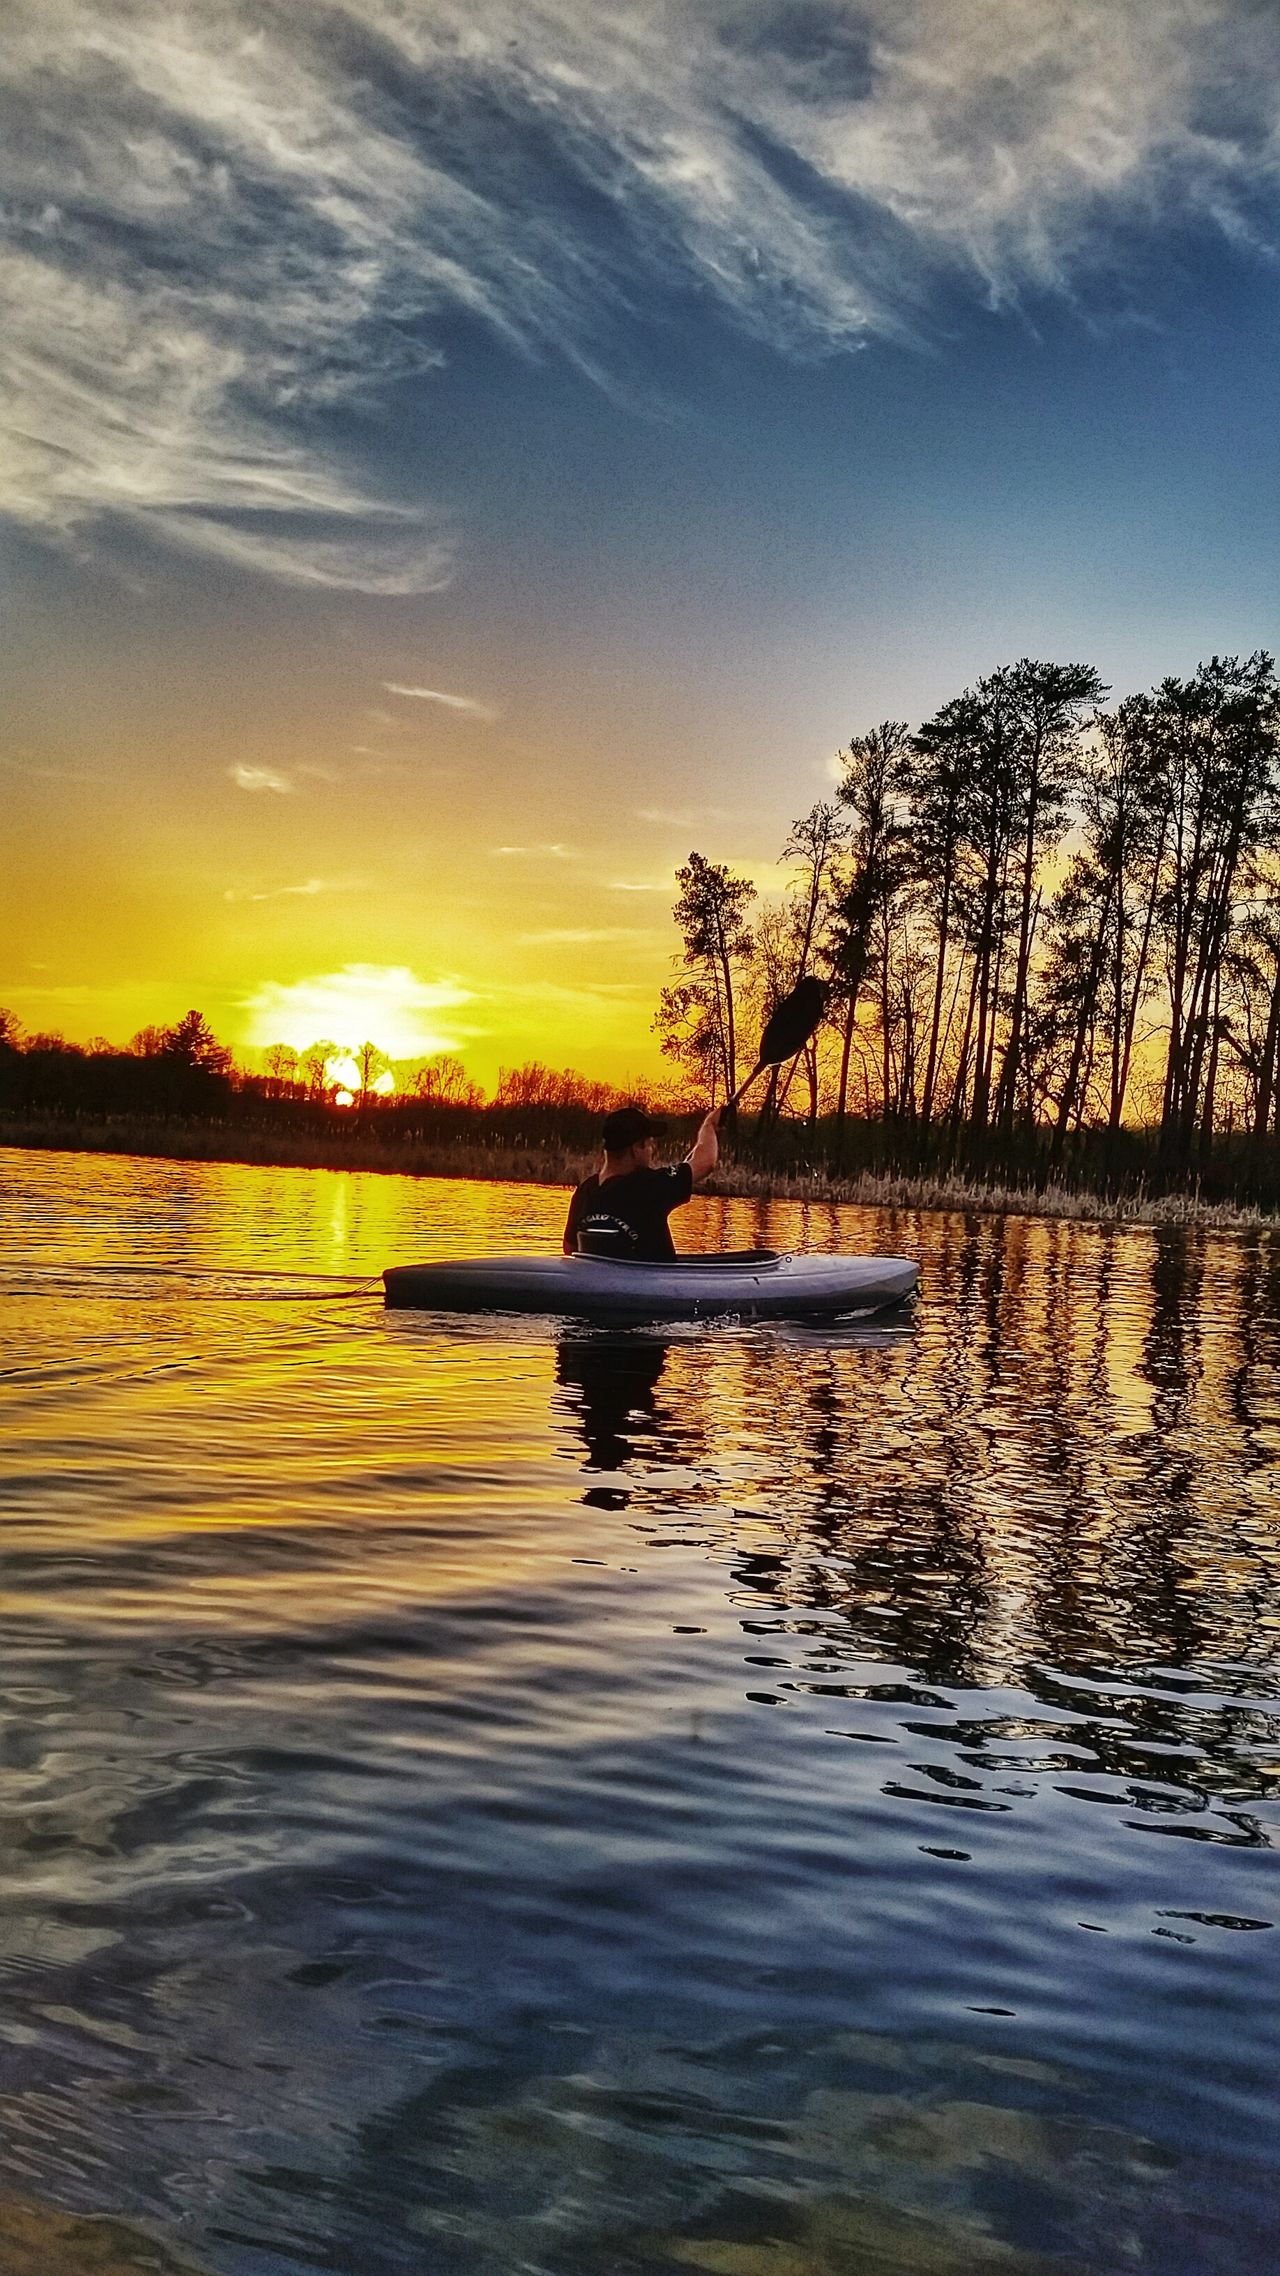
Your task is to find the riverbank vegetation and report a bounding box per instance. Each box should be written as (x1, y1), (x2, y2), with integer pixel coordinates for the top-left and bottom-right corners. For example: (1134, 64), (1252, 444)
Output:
(8, 648), (1280, 1225)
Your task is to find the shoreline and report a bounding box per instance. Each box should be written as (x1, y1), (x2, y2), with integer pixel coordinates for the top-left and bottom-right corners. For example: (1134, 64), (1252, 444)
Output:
(4, 1116), (1278, 1231)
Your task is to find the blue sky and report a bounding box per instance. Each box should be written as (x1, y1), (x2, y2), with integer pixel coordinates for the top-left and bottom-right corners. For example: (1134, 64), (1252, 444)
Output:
(4, 1), (1280, 1075)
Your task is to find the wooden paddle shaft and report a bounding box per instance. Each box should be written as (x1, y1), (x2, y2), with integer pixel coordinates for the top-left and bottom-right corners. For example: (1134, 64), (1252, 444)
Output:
(726, 1061), (766, 1111)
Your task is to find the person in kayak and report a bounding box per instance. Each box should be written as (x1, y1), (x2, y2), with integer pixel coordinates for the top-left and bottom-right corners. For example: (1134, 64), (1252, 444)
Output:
(563, 1103), (721, 1261)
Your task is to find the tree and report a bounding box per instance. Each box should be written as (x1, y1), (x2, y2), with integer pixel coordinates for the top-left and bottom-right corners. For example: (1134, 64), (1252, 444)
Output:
(1155, 656), (1280, 1158)
(355, 1040), (389, 1095)
(657, 852), (755, 1101)
(493, 1063), (617, 1111)
(988, 660), (1104, 1130)
(407, 1053), (482, 1108)
(1046, 695), (1169, 1151)
(262, 1044), (300, 1099)
(754, 802), (848, 1122)
(300, 1040), (339, 1099)
(160, 1010), (232, 1076)
(828, 724), (909, 1126)
(901, 694), (984, 1126)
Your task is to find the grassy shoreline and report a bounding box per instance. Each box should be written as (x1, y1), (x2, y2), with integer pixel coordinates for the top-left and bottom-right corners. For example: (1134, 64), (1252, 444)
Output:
(4, 1113), (1279, 1230)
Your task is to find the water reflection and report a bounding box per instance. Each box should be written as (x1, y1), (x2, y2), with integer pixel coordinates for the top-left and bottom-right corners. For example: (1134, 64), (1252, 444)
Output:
(2, 1151), (1280, 2275)
(555, 1333), (671, 1487)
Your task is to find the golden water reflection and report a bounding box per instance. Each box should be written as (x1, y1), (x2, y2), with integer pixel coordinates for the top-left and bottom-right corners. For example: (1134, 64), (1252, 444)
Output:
(2, 1149), (1280, 2275)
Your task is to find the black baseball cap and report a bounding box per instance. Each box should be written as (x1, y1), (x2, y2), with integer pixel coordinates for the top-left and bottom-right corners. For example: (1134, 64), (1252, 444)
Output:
(601, 1104), (666, 1151)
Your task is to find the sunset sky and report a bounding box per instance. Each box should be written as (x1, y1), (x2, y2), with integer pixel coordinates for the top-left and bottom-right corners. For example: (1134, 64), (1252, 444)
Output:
(5, 1), (1280, 1084)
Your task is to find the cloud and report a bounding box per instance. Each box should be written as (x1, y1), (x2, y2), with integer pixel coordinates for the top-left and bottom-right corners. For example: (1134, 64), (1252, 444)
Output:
(384, 682), (499, 721)
(518, 925), (655, 944)
(635, 804), (730, 827)
(223, 876), (364, 903)
(0, 753), (104, 783)
(243, 962), (472, 1054)
(609, 877), (673, 893)
(230, 764), (293, 794)
(4, 1), (1280, 592)
(492, 841), (574, 858)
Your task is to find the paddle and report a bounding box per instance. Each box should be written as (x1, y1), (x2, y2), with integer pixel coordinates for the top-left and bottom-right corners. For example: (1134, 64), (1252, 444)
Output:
(725, 974), (828, 1111)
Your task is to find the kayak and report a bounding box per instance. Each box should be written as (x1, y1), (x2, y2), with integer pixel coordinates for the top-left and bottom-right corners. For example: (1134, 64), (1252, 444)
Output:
(382, 1249), (918, 1320)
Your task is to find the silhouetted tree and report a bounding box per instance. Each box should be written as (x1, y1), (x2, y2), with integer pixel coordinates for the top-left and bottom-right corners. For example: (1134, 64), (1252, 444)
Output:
(828, 723), (909, 1127)
(1155, 656), (1280, 1158)
(989, 659), (1104, 1130)
(657, 852), (755, 1100)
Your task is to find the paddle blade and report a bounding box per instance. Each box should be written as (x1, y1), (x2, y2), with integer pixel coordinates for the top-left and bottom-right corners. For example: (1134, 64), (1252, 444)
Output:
(756, 974), (828, 1068)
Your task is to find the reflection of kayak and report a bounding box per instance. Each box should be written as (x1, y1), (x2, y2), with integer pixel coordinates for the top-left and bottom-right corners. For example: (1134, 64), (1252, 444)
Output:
(382, 1249), (918, 1320)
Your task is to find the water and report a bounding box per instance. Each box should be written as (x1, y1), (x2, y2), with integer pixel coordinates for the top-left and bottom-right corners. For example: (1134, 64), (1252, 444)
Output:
(2, 1146), (1280, 2275)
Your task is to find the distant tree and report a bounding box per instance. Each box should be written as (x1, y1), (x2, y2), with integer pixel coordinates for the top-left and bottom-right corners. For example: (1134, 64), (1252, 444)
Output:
(160, 1011), (232, 1076)
(982, 660), (1105, 1129)
(901, 692), (984, 1126)
(1222, 905), (1280, 1139)
(129, 1024), (168, 1057)
(263, 1043), (298, 1083)
(0, 1007), (23, 1050)
(355, 1040), (388, 1095)
(1154, 655), (1280, 1157)
(763, 800), (848, 1121)
(653, 979), (725, 1102)
(259, 1043), (302, 1101)
(1046, 695), (1170, 1152)
(493, 1062), (602, 1110)
(657, 852), (755, 1100)
(828, 723), (909, 1126)
(406, 1053), (482, 1108)
(300, 1040), (339, 1100)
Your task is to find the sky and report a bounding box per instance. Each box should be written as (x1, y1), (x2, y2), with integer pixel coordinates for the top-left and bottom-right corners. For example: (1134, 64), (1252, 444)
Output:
(5, 0), (1280, 1085)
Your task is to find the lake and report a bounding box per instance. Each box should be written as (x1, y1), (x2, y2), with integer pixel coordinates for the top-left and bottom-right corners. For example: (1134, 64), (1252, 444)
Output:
(2, 1145), (1279, 2275)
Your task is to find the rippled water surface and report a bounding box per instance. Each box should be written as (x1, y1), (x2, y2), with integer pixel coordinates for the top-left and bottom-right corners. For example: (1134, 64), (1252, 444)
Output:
(3, 1147), (1280, 2275)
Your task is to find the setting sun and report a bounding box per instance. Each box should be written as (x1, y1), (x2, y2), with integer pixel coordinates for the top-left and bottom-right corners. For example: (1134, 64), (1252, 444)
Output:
(244, 967), (472, 1062)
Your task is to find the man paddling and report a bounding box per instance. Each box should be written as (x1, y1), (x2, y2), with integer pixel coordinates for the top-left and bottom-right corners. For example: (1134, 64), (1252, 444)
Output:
(563, 1103), (721, 1261)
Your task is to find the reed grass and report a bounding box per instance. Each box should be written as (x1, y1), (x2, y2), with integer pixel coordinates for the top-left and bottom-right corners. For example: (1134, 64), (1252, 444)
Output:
(4, 1112), (1278, 1229)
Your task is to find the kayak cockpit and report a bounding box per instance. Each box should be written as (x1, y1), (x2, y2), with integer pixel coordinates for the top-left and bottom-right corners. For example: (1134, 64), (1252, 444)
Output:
(574, 1243), (781, 1268)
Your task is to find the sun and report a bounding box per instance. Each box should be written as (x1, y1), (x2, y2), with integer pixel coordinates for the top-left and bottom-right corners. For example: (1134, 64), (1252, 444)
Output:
(243, 964), (471, 1058)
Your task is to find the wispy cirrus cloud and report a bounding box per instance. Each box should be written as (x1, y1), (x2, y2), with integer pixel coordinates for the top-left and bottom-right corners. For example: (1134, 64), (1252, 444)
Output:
(492, 841), (574, 859)
(518, 925), (655, 944)
(4, 1), (1280, 592)
(384, 682), (499, 721)
(635, 804), (729, 828)
(223, 876), (365, 904)
(229, 764), (293, 794)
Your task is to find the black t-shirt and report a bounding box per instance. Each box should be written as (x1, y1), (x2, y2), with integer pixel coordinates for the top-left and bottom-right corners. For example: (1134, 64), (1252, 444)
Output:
(563, 1162), (694, 1261)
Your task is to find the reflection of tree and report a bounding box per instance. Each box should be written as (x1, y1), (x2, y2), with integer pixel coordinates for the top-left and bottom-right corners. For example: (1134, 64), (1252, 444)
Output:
(550, 1213), (1280, 1727)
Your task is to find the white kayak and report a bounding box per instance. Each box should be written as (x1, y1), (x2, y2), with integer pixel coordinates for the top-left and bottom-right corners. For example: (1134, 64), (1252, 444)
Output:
(382, 1248), (918, 1320)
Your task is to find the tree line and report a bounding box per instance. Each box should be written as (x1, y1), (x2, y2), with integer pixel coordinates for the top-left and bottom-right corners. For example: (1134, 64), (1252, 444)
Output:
(657, 652), (1280, 1171)
(0, 1007), (661, 1125)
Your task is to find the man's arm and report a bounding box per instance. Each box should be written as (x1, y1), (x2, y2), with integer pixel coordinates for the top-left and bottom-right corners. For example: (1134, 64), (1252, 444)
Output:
(684, 1107), (721, 1184)
(563, 1182), (582, 1255)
